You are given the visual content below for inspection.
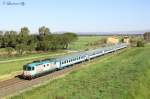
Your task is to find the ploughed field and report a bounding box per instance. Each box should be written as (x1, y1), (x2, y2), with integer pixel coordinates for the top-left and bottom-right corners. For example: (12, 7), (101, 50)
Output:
(10, 45), (150, 99)
(0, 36), (103, 81)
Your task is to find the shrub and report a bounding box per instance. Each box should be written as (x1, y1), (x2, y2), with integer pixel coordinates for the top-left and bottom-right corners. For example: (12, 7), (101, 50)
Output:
(137, 40), (145, 47)
(130, 37), (145, 47)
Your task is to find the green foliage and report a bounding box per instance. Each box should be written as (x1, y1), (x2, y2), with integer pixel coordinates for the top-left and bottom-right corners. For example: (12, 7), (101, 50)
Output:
(10, 45), (150, 99)
(130, 37), (145, 47)
(5, 47), (14, 56)
(15, 44), (27, 55)
(62, 32), (78, 49)
(143, 32), (150, 42)
(120, 37), (124, 43)
(137, 40), (145, 47)
(39, 26), (51, 36)
(0, 27), (78, 55)
(18, 27), (29, 44)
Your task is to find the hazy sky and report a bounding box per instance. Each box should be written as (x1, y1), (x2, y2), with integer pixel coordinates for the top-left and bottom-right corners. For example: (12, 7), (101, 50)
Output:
(0, 0), (150, 32)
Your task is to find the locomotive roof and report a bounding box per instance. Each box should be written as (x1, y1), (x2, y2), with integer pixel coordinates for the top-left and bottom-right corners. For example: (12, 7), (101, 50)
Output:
(26, 60), (50, 67)
(54, 51), (86, 61)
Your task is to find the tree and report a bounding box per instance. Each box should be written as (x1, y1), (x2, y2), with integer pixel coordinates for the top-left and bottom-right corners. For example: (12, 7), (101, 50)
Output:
(137, 40), (145, 47)
(8, 31), (17, 48)
(143, 32), (150, 42)
(0, 31), (3, 35)
(27, 35), (38, 51)
(2, 31), (10, 47)
(18, 27), (30, 44)
(39, 26), (51, 36)
(36, 41), (50, 51)
(99, 37), (107, 47)
(15, 44), (27, 55)
(62, 32), (78, 49)
(0, 35), (3, 47)
(130, 37), (145, 47)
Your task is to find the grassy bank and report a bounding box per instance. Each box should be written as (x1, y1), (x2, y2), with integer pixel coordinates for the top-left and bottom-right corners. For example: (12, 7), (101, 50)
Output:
(10, 45), (150, 99)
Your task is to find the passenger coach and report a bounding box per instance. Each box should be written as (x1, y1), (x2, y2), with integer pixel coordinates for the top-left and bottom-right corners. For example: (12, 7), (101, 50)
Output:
(22, 43), (127, 79)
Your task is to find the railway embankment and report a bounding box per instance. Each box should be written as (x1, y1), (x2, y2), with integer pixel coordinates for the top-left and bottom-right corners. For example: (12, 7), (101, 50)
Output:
(8, 45), (150, 99)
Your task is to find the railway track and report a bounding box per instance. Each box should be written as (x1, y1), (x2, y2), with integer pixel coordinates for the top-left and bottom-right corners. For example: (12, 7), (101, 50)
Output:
(0, 49), (127, 98)
(0, 62), (87, 98)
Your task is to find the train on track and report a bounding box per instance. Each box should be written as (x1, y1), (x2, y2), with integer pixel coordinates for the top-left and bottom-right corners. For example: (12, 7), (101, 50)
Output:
(22, 43), (127, 80)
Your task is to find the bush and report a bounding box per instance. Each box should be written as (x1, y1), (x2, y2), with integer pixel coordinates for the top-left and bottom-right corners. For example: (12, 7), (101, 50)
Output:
(5, 47), (14, 56)
(130, 37), (145, 47)
(137, 40), (144, 47)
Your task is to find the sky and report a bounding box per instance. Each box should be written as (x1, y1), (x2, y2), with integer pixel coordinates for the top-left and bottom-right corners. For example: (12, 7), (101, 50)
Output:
(0, 0), (150, 33)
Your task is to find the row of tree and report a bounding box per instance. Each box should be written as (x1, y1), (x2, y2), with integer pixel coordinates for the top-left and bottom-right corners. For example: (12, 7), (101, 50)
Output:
(143, 32), (150, 42)
(0, 26), (78, 55)
(130, 32), (150, 47)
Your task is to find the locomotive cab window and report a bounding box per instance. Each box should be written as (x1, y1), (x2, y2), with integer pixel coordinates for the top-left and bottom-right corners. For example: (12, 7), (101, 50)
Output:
(23, 65), (27, 70)
(27, 67), (32, 71)
(32, 67), (34, 70)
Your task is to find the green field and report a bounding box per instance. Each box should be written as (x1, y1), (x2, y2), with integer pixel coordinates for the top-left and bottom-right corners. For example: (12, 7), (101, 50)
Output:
(0, 36), (102, 80)
(10, 45), (150, 99)
(68, 36), (105, 50)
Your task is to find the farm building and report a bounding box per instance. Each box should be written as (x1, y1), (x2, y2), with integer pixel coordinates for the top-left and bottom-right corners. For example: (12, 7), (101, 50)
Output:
(107, 37), (119, 44)
(123, 36), (130, 44)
